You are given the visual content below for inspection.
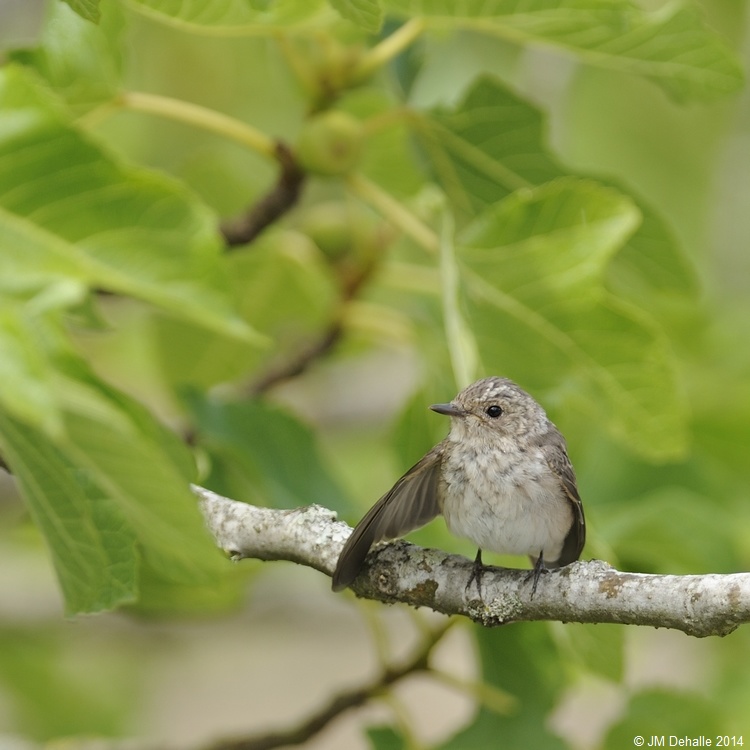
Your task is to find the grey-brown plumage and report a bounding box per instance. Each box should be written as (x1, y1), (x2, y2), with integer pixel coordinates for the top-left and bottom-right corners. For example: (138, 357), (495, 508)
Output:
(331, 376), (585, 593)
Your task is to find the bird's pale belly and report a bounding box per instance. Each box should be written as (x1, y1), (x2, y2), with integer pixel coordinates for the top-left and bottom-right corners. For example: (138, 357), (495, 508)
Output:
(440, 448), (572, 562)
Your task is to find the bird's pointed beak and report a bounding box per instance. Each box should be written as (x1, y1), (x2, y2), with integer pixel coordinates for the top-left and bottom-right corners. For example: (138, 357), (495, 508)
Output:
(430, 402), (466, 417)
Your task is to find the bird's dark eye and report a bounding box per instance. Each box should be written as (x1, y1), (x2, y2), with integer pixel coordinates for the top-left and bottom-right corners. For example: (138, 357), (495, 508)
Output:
(485, 405), (503, 418)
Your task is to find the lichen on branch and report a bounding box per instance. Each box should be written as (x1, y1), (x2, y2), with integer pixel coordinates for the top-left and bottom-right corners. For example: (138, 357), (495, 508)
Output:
(194, 485), (750, 638)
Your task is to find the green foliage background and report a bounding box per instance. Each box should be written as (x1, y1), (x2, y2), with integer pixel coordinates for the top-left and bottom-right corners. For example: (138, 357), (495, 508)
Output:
(0, 0), (749, 746)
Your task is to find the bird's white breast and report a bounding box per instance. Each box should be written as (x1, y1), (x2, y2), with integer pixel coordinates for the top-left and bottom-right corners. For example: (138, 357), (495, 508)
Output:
(440, 438), (572, 562)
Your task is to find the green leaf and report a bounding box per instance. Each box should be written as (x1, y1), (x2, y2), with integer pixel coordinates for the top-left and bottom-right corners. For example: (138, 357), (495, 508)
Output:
(124, 0), (328, 29)
(229, 230), (336, 358)
(188, 395), (350, 514)
(11, 1), (122, 112)
(391, 385), (450, 476)
(598, 487), (738, 574)
(153, 229), (336, 389)
(131, 560), (246, 617)
(329, 0), (383, 33)
(606, 690), (722, 747)
(341, 88), (425, 199)
(442, 624), (567, 750)
(0, 65), (262, 345)
(417, 76), (561, 213)
(607, 205), (699, 306)
(693, 377), (750, 479)
(459, 178), (641, 305)
(57, 371), (224, 585)
(458, 178), (689, 460)
(0, 412), (138, 615)
(0, 302), (66, 436)
(0, 629), (135, 740)
(61, 0), (101, 24)
(0, 359), (227, 614)
(551, 621), (624, 682)
(417, 75), (697, 299)
(367, 726), (406, 750)
(385, 1), (743, 101)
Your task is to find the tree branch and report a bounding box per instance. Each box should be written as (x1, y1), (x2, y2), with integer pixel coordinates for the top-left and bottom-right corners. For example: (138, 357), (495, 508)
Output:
(244, 240), (378, 396)
(246, 322), (343, 396)
(195, 485), (750, 639)
(220, 142), (305, 247)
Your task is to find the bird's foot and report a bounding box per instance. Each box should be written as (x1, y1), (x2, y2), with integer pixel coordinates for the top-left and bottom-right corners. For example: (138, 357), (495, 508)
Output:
(465, 549), (485, 596)
(525, 553), (549, 599)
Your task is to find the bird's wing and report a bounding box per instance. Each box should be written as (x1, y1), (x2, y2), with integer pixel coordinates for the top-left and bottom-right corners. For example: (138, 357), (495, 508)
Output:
(541, 434), (586, 566)
(331, 445), (444, 591)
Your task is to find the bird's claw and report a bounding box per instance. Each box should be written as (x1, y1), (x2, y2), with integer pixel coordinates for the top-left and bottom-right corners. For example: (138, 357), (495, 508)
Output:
(525, 553), (549, 598)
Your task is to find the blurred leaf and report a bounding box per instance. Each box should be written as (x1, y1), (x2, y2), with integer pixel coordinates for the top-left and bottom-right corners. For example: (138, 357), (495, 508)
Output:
(231, 230), (336, 355)
(390, 386), (447, 475)
(0, 65), (262, 345)
(695, 400), (750, 481)
(457, 178), (688, 460)
(10, 1), (120, 111)
(330, 0), (383, 32)
(689, 325), (750, 479)
(125, 0), (328, 28)
(715, 628), (750, 733)
(60, 0), (101, 24)
(386, 1), (743, 101)
(58, 370), (225, 584)
(0, 302), (67, 436)
(598, 487), (737, 574)
(0, 628), (135, 740)
(416, 76), (561, 213)
(442, 624), (567, 749)
(0, 411), (138, 614)
(0, 359), (226, 614)
(130, 560), (247, 617)
(367, 726), (405, 749)
(459, 178), (640, 304)
(416, 75), (697, 300)
(188, 395), (350, 513)
(154, 230), (336, 389)
(606, 690), (722, 747)
(551, 622), (624, 682)
(607, 206), (699, 308)
(343, 88), (425, 198)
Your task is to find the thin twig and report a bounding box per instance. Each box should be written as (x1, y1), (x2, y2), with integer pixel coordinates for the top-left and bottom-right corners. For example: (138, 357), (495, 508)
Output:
(220, 142), (306, 247)
(245, 248), (378, 395)
(346, 173), (438, 253)
(207, 620), (452, 750)
(117, 92), (278, 158)
(246, 322), (343, 396)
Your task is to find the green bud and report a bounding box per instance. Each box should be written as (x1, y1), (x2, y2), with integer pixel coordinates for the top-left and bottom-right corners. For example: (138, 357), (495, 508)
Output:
(296, 111), (364, 177)
(298, 202), (352, 261)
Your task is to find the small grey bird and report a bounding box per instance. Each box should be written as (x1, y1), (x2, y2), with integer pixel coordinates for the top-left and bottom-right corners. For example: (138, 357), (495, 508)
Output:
(331, 376), (585, 595)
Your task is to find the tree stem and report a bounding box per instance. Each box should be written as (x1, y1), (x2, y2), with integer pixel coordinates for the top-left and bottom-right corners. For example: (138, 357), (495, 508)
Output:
(353, 18), (426, 82)
(346, 173), (438, 253)
(117, 91), (278, 161)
